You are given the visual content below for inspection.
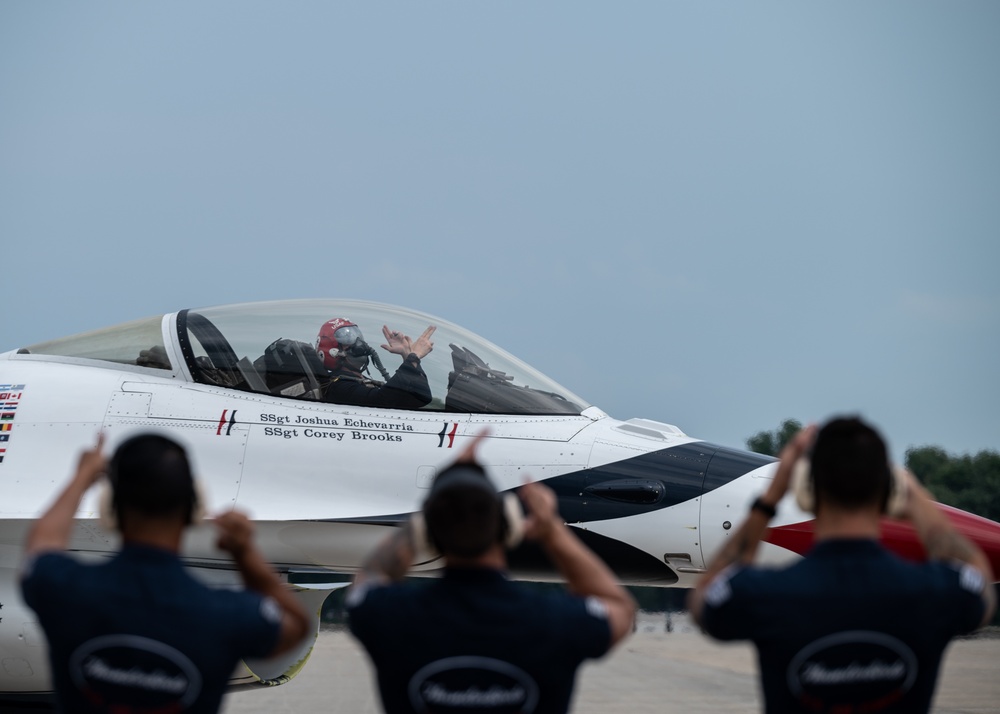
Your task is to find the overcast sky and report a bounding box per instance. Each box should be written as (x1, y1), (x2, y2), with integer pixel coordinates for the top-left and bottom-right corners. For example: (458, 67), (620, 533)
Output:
(2, 2), (997, 462)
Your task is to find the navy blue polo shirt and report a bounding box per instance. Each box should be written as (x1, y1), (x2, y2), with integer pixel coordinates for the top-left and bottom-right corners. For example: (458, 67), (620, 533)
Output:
(701, 539), (987, 713)
(347, 567), (612, 714)
(21, 545), (282, 713)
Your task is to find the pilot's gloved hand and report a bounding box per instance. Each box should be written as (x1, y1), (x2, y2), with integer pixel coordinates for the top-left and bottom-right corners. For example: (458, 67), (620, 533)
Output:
(381, 325), (436, 360)
(137, 345), (170, 369)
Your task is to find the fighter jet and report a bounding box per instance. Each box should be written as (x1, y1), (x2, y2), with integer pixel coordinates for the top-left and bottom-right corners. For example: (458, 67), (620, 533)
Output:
(1, 298), (998, 706)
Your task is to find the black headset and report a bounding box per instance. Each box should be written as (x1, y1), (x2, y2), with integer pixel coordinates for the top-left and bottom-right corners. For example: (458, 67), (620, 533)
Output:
(410, 465), (525, 558)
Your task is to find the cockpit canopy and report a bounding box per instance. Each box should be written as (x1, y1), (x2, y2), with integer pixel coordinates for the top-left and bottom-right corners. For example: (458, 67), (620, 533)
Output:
(23, 299), (589, 416)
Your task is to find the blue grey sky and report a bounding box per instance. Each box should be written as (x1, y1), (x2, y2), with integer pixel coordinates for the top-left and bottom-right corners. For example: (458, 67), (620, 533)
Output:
(2, 2), (997, 462)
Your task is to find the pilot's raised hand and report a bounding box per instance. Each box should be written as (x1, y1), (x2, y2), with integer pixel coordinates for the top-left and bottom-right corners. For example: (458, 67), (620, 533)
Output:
(410, 325), (436, 359)
(381, 324), (436, 360)
(380, 325), (412, 357)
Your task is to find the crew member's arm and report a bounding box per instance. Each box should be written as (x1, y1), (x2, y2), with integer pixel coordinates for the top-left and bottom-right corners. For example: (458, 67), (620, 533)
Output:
(687, 425), (816, 627)
(24, 434), (107, 556)
(352, 522), (417, 588)
(214, 511), (310, 657)
(519, 480), (636, 646)
(902, 472), (997, 626)
(351, 422), (460, 588)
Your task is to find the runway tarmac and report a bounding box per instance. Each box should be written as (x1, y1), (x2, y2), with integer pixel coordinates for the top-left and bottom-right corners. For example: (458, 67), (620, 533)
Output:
(221, 613), (1000, 713)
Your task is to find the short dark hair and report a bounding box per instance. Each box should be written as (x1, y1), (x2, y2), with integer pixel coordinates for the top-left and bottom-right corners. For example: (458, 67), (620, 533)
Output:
(109, 434), (197, 526)
(423, 463), (503, 558)
(811, 416), (891, 512)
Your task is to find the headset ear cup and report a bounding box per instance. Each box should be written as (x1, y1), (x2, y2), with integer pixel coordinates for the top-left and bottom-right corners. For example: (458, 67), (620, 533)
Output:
(409, 512), (439, 559)
(792, 458), (815, 514)
(885, 465), (909, 519)
(501, 493), (526, 550)
(97, 479), (118, 532)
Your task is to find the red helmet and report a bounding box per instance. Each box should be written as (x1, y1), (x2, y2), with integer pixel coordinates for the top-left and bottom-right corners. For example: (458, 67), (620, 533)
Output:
(317, 318), (364, 369)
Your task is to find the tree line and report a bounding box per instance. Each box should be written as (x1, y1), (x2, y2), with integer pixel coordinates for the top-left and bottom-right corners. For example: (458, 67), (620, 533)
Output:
(746, 419), (1000, 523)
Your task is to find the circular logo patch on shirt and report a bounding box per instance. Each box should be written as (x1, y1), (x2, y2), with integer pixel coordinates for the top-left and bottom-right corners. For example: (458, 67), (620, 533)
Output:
(408, 656), (539, 713)
(69, 634), (202, 711)
(787, 630), (917, 710)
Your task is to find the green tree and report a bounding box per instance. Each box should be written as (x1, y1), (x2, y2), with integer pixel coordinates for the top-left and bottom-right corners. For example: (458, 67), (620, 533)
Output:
(746, 419), (803, 456)
(905, 446), (1000, 523)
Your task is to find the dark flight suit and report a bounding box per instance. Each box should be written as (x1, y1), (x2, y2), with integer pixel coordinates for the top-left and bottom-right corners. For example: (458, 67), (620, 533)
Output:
(324, 353), (432, 410)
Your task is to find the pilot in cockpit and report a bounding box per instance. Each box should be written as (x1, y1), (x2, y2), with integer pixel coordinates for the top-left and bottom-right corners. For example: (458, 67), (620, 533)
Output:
(316, 318), (436, 410)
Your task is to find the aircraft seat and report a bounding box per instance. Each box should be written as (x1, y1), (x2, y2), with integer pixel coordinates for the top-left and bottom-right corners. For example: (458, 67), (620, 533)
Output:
(253, 339), (328, 400)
